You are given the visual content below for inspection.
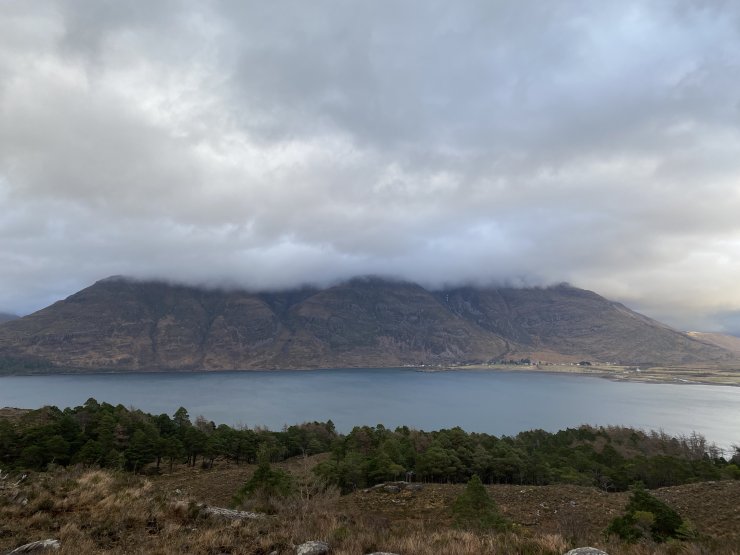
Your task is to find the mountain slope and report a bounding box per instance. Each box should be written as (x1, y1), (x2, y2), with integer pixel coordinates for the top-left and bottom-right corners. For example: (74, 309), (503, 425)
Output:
(437, 284), (727, 365)
(687, 331), (740, 355)
(273, 277), (508, 368)
(0, 277), (731, 371)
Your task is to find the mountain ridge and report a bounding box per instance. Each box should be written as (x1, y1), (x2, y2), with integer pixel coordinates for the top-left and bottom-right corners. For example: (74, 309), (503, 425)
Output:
(0, 276), (732, 372)
(0, 313), (19, 324)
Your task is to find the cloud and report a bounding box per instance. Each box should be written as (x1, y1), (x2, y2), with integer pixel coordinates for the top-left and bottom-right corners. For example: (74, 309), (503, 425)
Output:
(1, 0), (740, 333)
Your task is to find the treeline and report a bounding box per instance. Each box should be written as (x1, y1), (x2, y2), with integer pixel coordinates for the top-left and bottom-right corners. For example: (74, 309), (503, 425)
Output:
(0, 400), (738, 493)
(315, 425), (739, 492)
(0, 399), (336, 473)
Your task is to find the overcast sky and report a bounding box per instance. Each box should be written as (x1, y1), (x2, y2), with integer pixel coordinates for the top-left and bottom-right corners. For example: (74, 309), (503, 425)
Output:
(1, 1), (740, 332)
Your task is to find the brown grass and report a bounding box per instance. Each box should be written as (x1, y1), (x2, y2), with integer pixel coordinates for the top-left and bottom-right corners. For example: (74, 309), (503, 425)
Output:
(1, 462), (739, 554)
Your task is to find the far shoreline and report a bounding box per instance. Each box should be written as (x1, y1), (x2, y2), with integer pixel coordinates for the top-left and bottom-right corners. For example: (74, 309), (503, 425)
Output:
(420, 362), (740, 387)
(1, 362), (740, 387)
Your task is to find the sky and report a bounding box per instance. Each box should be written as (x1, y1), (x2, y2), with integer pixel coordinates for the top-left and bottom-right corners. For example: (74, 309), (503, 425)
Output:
(1, 1), (740, 333)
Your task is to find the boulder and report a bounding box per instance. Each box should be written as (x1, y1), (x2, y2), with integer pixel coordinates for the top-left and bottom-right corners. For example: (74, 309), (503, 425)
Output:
(564, 548), (609, 555)
(199, 504), (266, 520)
(363, 483), (387, 493)
(7, 539), (61, 553)
(364, 481), (422, 493)
(296, 540), (330, 555)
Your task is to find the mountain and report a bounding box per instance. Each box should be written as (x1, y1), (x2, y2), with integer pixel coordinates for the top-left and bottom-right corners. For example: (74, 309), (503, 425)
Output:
(0, 277), (731, 372)
(686, 331), (740, 355)
(437, 286), (728, 366)
(0, 313), (19, 324)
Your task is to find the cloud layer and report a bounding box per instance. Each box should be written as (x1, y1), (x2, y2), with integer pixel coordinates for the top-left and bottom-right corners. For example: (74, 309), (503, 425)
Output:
(1, 1), (740, 332)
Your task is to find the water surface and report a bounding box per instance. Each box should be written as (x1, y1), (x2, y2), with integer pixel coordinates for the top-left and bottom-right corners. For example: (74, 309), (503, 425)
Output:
(0, 369), (738, 449)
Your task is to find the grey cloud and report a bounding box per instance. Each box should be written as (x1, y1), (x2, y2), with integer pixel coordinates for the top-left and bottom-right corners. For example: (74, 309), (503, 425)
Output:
(1, 1), (740, 335)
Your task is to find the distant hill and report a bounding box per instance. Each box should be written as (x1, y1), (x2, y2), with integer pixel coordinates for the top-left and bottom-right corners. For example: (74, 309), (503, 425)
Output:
(687, 331), (740, 355)
(0, 276), (732, 372)
(0, 313), (19, 324)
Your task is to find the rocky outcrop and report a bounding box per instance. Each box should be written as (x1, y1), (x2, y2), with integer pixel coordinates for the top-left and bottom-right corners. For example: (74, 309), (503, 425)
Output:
(0, 470), (28, 507)
(364, 481), (424, 493)
(199, 504), (266, 521)
(295, 541), (330, 555)
(564, 548), (609, 555)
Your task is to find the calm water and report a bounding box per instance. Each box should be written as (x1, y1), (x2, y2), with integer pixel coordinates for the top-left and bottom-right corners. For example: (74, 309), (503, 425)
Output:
(0, 369), (738, 450)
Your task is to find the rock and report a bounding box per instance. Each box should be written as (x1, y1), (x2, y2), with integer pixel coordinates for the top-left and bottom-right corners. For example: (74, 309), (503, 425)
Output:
(564, 548), (609, 555)
(199, 505), (266, 520)
(7, 539), (61, 553)
(295, 540), (329, 555)
(363, 481), (422, 493)
(363, 483), (387, 493)
(366, 552), (400, 555)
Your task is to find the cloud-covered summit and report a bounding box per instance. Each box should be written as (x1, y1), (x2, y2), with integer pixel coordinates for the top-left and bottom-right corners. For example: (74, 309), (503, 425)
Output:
(1, 1), (740, 332)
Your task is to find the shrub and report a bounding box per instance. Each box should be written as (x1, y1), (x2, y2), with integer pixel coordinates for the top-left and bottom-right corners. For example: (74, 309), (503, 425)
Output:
(451, 474), (509, 532)
(232, 450), (295, 512)
(606, 484), (686, 543)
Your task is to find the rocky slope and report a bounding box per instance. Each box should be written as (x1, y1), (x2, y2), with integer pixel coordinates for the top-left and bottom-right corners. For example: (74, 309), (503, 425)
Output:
(0, 276), (731, 371)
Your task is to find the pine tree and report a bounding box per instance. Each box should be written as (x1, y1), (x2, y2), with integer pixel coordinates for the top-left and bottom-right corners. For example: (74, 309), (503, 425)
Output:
(451, 474), (509, 532)
(606, 484), (687, 542)
(232, 446), (295, 513)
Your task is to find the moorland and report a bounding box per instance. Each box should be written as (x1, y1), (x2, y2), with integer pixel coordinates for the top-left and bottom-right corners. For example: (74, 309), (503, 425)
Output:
(1, 401), (739, 554)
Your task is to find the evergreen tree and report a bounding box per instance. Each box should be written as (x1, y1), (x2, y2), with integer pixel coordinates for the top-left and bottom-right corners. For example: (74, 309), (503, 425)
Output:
(232, 446), (295, 512)
(75, 440), (103, 466)
(606, 484), (687, 542)
(451, 474), (509, 532)
(124, 428), (157, 472)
